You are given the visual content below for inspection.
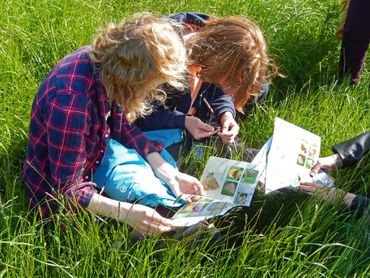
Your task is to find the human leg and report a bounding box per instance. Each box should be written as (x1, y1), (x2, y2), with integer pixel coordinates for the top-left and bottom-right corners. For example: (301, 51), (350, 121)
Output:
(338, 0), (370, 84)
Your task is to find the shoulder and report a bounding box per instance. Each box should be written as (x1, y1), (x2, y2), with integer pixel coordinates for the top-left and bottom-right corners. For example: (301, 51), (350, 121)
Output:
(41, 46), (96, 111)
(52, 46), (97, 96)
(56, 46), (93, 79)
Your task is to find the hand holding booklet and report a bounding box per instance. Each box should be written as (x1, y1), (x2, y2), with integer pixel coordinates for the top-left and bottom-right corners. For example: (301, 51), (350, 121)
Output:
(171, 117), (334, 227)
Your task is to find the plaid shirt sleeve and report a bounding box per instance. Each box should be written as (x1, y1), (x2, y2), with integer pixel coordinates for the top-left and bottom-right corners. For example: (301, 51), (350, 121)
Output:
(117, 113), (163, 157)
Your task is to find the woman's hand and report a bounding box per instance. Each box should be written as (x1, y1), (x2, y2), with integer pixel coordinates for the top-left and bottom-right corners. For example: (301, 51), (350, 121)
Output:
(170, 172), (205, 198)
(310, 154), (343, 176)
(185, 116), (216, 140)
(299, 181), (339, 202)
(299, 182), (324, 193)
(146, 152), (204, 199)
(122, 203), (174, 236)
(218, 112), (239, 145)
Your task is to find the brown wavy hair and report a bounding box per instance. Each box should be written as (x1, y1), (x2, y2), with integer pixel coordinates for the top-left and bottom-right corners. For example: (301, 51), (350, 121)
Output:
(188, 16), (274, 112)
(90, 14), (187, 121)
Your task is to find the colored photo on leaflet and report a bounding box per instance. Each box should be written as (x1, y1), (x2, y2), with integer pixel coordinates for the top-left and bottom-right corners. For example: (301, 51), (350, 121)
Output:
(300, 141), (309, 155)
(305, 157), (315, 169)
(175, 202), (207, 216)
(242, 169), (259, 184)
(308, 146), (317, 157)
(221, 180), (238, 196)
(203, 172), (220, 191)
(236, 192), (250, 205)
(205, 201), (229, 214)
(297, 154), (306, 166)
(226, 166), (244, 181)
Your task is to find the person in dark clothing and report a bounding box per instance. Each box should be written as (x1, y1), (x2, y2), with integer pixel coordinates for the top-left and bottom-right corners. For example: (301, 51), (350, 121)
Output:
(300, 132), (370, 218)
(135, 12), (272, 151)
(337, 0), (370, 85)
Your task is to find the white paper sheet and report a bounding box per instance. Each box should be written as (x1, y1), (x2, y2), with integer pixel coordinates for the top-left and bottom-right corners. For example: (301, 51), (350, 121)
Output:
(265, 117), (321, 193)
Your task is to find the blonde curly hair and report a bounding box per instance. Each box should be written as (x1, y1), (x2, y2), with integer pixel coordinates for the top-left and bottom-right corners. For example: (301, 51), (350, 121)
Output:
(188, 16), (273, 112)
(90, 14), (187, 121)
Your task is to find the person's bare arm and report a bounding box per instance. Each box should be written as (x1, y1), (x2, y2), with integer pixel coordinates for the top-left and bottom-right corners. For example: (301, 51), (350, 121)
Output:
(299, 182), (352, 204)
(87, 193), (173, 236)
(146, 152), (205, 198)
(299, 183), (369, 223)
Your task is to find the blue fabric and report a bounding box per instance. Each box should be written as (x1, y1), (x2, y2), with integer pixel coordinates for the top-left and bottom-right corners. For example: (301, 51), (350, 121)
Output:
(93, 136), (184, 208)
(143, 128), (183, 168)
(144, 128), (183, 149)
(350, 194), (370, 218)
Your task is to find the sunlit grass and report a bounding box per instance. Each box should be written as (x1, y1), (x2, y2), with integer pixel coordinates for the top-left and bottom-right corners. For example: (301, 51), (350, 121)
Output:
(0, 0), (369, 276)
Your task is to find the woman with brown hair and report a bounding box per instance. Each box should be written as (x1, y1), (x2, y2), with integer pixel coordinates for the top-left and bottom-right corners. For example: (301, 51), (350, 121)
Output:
(135, 12), (272, 150)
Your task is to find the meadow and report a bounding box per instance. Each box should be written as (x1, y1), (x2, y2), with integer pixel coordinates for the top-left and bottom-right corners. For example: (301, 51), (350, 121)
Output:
(0, 0), (369, 276)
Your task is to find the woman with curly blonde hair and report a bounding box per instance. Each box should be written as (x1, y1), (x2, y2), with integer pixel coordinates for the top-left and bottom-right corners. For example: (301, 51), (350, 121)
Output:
(23, 13), (204, 236)
(90, 14), (187, 121)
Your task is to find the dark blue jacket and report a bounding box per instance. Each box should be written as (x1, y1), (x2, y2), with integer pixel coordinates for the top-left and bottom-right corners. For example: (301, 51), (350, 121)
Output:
(135, 12), (236, 131)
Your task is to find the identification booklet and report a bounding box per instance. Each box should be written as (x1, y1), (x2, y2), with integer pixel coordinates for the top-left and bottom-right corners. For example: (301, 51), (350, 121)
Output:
(171, 156), (262, 226)
(171, 117), (334, 227)
(264, 117), (333, 193)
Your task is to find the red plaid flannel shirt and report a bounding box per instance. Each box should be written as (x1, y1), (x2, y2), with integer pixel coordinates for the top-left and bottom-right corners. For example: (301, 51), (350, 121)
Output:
(23, 46), (162, 217)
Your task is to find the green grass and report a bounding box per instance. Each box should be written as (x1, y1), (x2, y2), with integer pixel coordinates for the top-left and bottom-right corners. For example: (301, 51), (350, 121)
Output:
(0, 0), (369, 276)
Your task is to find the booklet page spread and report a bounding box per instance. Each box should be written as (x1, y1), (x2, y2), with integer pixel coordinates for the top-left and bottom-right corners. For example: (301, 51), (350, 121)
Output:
(265, 117), (321, 193)
(171, 156), (261, 226)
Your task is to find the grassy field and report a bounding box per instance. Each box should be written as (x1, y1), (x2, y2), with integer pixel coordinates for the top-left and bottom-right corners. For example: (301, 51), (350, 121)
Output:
(0, 0), (369, 276)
